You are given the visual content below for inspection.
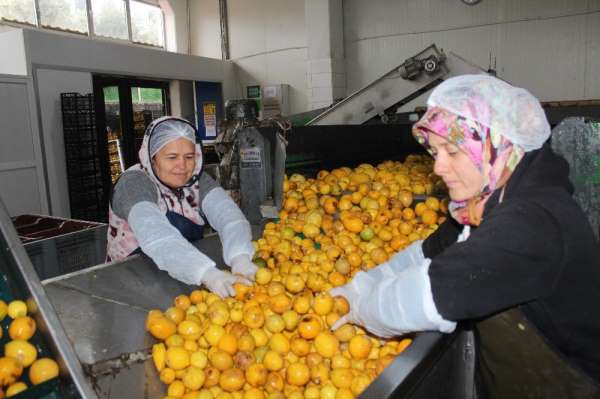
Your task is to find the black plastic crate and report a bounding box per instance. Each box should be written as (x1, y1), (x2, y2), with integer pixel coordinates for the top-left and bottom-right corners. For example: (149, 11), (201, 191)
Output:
(61, 93), (106, 222)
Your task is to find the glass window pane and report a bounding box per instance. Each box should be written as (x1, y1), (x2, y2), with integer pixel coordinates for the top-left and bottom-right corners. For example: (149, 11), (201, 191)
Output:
(130, 1), (164, 47)
(0, 0), (36, 25)
(131, 86), (166, 153)
(131, 87), (163, 104)
(91, 0), (128, 40)
(38, 0), (88, 33)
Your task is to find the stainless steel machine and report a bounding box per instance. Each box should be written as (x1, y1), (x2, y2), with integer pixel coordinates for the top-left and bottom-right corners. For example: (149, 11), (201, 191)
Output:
(307, 44), (490, 126)
(214, 100), (289, 223)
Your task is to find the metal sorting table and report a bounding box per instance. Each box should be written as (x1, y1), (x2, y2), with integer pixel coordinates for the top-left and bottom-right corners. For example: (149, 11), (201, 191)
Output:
(41, 231), (475, 399)
(41, 235), (224, 398)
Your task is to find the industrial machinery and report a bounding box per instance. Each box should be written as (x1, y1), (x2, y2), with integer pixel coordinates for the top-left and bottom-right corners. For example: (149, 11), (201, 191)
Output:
(222, 44), (491, 222)
(306, 44), (488, 126)
(214, 99), (289, 223)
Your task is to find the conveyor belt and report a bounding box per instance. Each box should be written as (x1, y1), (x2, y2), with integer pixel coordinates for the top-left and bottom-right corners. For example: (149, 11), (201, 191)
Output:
(40, 230), (475, 399)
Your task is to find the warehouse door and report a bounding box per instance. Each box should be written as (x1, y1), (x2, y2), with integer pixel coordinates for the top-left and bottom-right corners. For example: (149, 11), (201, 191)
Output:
(92, 76), (170, 211)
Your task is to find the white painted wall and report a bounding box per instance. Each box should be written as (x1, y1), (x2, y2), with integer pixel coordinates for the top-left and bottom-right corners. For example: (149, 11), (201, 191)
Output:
(344, 0), (600, 101)
(161, 0), (190, 54)
(0, 29), (28, 76)
(35, 69), (92, 218)
(226, 0), (308, 114)
(23, 29), (227, 82)
(0, 25), (17, 33)
(189, 0), (222, 59)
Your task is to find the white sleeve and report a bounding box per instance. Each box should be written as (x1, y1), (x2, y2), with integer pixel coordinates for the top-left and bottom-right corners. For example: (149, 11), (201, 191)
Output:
(128, 201), (216, 285)
(366, 240), (425, 280)
(201, 187), (255, 265)
(348, 259), (456, 338)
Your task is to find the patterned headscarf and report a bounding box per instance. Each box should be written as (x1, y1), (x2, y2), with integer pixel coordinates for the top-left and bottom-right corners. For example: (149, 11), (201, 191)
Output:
(413, 106), (524, 226)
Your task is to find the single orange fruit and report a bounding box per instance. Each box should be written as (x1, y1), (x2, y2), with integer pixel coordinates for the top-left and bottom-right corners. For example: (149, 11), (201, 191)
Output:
(421, 209), (438, 225)
(174, 295), (191, 311)
(8, 316), (36, 341)
(298, 315), (322, 340)
(29, 358), (58, 385)
(219, 368), (245, 392)
(148, 316), (176, 340)
(245, 363), (268, 387)
(349, 335), (372, 360)
(286, 362), (310, 386)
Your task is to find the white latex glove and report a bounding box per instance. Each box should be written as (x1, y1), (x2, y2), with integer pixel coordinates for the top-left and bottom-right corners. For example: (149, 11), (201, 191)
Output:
(329, 271), (397, 337)
(330, 260), (456, 338)
(200, 267), (251, 298)
(230, 254), (258, 280)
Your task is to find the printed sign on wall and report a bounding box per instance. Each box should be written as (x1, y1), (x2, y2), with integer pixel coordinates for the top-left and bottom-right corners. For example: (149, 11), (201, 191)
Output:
(203, 102), (217, 138)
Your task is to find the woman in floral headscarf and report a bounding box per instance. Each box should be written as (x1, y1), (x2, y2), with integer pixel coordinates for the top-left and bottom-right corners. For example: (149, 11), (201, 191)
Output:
(330, 75), (600, 398)
(107, 116), (258, 298)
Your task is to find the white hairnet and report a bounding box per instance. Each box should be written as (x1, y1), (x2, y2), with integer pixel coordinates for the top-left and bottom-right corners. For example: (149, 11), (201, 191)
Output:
(427, 75), (551, 152)
(149, 118), (196, 157)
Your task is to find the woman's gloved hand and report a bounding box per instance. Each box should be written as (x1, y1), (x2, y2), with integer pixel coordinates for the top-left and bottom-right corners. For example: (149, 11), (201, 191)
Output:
(230, 254), (258, 280)
(328, 272), (397, 337)
(329, 261), (457, 338)
(200, 267), (251, 298)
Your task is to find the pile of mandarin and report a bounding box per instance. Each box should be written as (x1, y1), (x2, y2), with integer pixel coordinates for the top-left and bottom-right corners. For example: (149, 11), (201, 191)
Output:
(147, 157), (448, 399)
(0, 299), (60, 397)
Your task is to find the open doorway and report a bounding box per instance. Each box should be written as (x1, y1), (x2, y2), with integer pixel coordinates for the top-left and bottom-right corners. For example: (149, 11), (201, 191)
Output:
(92, 75), (170, 215)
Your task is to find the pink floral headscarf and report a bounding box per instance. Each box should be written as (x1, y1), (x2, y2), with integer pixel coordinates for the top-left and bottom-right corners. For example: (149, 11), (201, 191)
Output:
(412, 107), (524, 226)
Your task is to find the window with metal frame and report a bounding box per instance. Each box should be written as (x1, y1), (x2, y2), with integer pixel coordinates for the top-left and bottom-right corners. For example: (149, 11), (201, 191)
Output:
(39, 0), (88, 33)
(0, 0), (37, 26)
(0, 0), (165, 48)
(91, 0), (128, 40)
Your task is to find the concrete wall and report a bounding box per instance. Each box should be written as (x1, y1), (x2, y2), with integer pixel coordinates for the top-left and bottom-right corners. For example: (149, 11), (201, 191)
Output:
(344, 0), (600, 101)
(226, 0), (308, 114)
(189, 0), (222, 59)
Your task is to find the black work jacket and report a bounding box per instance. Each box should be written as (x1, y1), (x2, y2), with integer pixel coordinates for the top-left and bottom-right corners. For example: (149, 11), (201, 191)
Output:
(422, 143), (600, 382)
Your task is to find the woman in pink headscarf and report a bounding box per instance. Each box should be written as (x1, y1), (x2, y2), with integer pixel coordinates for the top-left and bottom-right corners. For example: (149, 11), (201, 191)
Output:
(330, 75), (600, 398)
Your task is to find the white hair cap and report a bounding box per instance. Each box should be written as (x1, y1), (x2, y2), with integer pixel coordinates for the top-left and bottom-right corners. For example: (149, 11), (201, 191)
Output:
(427, 74), (551, 152)
(149, 118), (196, 157)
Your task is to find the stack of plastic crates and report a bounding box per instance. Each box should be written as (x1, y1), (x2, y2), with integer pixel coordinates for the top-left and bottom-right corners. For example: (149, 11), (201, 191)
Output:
(60, 93), (105, 223)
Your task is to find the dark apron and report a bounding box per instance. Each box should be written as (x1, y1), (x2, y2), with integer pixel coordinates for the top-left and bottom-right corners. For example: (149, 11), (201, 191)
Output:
(165, 210), (205, 242)
(476, 308), (600, 399)
(129, 210), (204, 257)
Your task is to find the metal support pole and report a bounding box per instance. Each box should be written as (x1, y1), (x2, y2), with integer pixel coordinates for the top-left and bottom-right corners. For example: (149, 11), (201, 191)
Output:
(219, 0), (230, 60)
